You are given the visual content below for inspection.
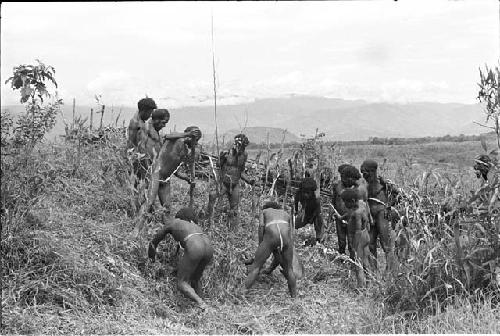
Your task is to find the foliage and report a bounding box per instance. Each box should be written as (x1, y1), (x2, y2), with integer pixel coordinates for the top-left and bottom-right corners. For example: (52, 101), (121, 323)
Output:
(11, 99), (63, 147)
(2, 123), (500, 333)
(4, 60), (62, 149)
(1, 110), (14, 147)
(5, 60), (57, 104)
(379, 156), (500, 317)
(478, 63), (500, 149)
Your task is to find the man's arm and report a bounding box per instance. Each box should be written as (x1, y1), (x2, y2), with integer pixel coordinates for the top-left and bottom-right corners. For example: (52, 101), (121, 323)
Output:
(241, 170), (255, 185)
(239, 153), (255, 185)
(148, 221), (173, 261)
(380, 177), (401, 206)
(163, 131), (189, 141)
(174, 169), (192, 184)
(294, 190), (301, 212)
(127, 120), (139, 148)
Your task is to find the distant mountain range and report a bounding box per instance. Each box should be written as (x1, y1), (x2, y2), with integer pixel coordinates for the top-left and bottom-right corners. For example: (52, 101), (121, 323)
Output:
(1, 95), (489, 142)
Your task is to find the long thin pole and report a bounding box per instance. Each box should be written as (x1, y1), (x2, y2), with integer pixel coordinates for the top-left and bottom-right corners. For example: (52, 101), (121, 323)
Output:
(72, 98), (76, 129)
(211, 13), (219, 157)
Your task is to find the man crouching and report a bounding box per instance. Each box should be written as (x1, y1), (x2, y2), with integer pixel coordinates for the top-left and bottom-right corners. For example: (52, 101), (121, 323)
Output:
(148, 207), (214, 308)
(245, 201), (298, 298)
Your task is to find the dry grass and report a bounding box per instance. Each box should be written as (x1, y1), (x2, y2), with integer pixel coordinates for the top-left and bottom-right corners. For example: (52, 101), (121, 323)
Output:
(2, 135), (499, 334)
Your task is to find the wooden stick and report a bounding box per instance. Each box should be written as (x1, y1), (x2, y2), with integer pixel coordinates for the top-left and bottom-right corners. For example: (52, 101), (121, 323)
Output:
(189, 146), (196, 208)
(99, 105), (105, 130)
(72, 98), (76, 130)
(90, 108), (94, 131)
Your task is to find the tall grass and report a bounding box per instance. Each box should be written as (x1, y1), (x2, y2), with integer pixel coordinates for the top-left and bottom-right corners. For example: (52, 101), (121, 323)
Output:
(1, 131), (499, 334)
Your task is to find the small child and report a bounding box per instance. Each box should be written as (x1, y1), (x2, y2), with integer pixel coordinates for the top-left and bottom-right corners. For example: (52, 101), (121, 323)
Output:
(340, 189), (371, 287)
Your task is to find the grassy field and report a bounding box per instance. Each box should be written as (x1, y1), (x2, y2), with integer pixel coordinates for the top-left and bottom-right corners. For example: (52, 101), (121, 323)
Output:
(1, 134), (499, 334)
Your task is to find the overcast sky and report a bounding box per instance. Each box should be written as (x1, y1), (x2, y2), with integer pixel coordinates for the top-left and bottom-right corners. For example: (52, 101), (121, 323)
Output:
(1, 1), (498, 108)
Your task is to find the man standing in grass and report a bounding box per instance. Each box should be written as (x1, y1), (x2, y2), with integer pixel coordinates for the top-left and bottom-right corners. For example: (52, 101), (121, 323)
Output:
(204, 134), (255, 231)
(135, 109), (170, 181)
(127, 97), (157, 185)
(360, 159), (399, 272)
(128, 97), (157, 150)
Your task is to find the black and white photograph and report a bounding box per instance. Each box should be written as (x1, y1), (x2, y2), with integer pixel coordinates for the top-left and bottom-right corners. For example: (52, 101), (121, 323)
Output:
(1, 1), (499, 334)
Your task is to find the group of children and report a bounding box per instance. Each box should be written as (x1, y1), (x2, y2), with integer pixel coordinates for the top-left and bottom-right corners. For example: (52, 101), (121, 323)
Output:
(127, 97), (402, 308)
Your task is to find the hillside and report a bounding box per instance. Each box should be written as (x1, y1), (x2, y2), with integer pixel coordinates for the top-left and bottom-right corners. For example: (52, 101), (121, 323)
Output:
(1, 95), (488, 141)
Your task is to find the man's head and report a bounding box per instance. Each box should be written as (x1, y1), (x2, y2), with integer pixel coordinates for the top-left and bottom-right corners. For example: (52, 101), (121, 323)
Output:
(300, 177), (317, 200)
(340, 164), (361, 188)
(340, 188), (360, 210)
(137, 97), (157, 121)
(360, 159), (378, 183)
(184, 126), (202, 148)
(338, 163), (350, 175)
(151, 109), (170, 132)
(473, 154), (492, 180)
(233, 134), (249, 153)
(175, 207), (198, 223)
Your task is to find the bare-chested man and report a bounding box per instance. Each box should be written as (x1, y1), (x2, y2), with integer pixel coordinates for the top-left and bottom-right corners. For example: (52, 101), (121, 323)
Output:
(138, 109), (170, 158)
(205, 134), (255, 230)
(128, 97), (157, 149)
(360, 159), (399, 272)
(245, 200), (298, 298)
(144, 126), (202, 215)
(148, 207), (213, 308)
(340, 188), (371, 287)
(294, 177), (325, 246)
(135, 109), (170, 181)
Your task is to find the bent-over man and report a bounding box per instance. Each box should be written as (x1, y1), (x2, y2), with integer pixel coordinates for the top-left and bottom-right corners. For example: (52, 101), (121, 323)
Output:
(148, 207), (213, 308)
(245, 200), (298, 298)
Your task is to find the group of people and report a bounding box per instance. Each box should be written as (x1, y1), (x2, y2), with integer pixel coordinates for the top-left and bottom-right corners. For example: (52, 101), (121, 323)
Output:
(127, 96), (497, 308)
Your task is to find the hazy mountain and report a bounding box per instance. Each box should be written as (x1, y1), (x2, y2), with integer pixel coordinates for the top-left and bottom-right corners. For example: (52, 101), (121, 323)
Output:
(1, 95), (488, 141)
(222, 127), (300, 144)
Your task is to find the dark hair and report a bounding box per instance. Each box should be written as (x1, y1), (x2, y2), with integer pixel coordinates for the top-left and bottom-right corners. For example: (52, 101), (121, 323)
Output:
(340, 188), (360, 203)
(341, 165), (361, 179)
(361, 159), (378, 172)
(184, 126), (202, 141)
(137, 97), (157, 111)
(175, 207), (198, 223)
(152, 109), (170, 120)
(300, 177), (317, 192)
(263, 201), (281, 210)
(338, 163), (350, 174)
(234, 133), (249, 147)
